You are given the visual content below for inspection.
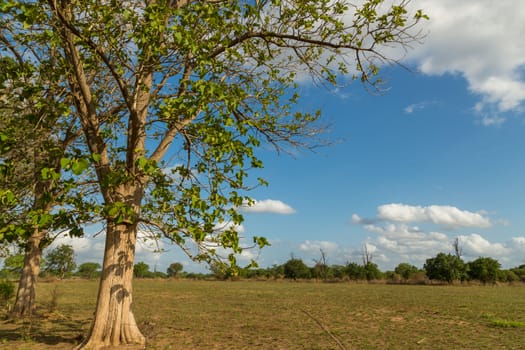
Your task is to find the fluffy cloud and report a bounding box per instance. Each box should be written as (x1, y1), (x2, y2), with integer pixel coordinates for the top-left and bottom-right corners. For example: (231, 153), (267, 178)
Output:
(511, 237), (525, 250)
(351, 203), (525, 269)
(377, 203), (491, 228)
(48, 229), (169, 265)
(457, 233), (509, 256)
(241, 199), (296, 214)
(47, 232), (105, 263)
(363, 223), (450, 257)
(299, 240), (339, 254)
(356, 221), (525, 269)
(406, 0), (525, 119)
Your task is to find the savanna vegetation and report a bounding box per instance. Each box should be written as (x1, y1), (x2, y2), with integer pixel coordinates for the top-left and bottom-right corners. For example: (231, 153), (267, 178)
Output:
(0, 279), (525, 349)
(0, 0), (429, 347)
(2, 243), (523, 285)
(5, 1), (515, 349)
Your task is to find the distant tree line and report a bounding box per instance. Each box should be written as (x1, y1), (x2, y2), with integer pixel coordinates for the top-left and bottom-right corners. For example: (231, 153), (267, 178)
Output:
(2, 245), (525, 284)
(209, 247), (525, 284)
(227, 253), (523, 285)
(1, 244), (98, 280)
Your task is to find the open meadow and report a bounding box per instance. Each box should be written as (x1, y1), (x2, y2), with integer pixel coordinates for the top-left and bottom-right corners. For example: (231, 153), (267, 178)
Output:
(1, 280), (524, 349)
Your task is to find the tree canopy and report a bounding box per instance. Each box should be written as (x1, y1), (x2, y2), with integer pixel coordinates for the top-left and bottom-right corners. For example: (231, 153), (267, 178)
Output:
(44, 244), (76, 279)
(283, 257), (311, 279)
(1, 0), (427, 347)
(0, 38), (94, 317)
(467, 257), (501, 284)
(167, 262), (184, 277)
(395, 262), (419, 280)
(77, 262), (101, 279)
(424, 253), (466, 283)
(133, 262), (151, 279)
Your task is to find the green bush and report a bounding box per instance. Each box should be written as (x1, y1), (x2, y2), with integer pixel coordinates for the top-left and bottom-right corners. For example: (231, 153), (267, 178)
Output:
(424, 253), (466, 283)
(283, 258), (311, 280)
(0, 280), (15, 306)
(466, 257), (501, 284)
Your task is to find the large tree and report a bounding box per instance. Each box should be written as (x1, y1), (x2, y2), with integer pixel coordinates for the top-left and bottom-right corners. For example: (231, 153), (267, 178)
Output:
(167, 262), (184, 277)
(77, 262), (101, 279)
(0, 51), (90, 317)
(4, 0), (426, 348)
(424, 252), (466, 283)
(44, 244), (77, 279)
(283, 257), (311, 280)
(467, 257), (501, 284)
(395, 262), (419, 280)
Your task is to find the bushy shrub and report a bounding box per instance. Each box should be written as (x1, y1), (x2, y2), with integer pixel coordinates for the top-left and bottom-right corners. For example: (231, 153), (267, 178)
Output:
(424, 253), (466, 283)
(283, 258), (311, 280)
(467, 257), (501, 284)
(395, 263), (419, 280)
(0, 280), (15, 307)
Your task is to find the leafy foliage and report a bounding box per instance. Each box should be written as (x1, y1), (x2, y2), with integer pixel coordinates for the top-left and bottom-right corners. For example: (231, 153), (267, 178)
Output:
(0, 0), (427, 268)
(467, 257), (501, 284)
(77, 262), (101, 279)
(363, 262), (382, 281)
(0, 280), (15, 307)
(2, 253), (24, 276)
(133, 262), (151, 279)
(1, 0), (428, 344)
(44, 244), (76, 279)
(424, 253), (466, 283)
(0, 49), (91, 248)
(346, 262), (367, 280)
(283, 257), (311, 280)
(395, 262), (419, 280)
(167, 262), (184, 277)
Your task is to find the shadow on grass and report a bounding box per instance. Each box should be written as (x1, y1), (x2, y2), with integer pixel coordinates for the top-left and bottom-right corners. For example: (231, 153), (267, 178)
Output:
(0, 313), (87, 346)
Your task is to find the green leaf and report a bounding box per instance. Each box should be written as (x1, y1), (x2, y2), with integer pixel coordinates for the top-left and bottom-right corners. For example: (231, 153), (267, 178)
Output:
(41, 167), (51, 180)
(60, 157), (70, 169)
(253, 236), (270, 248)
(91, 153), (101, 162)
(71, 158), (89, 175)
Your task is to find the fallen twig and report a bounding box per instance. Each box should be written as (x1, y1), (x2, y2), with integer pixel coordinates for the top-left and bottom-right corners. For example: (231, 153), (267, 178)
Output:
(301, 309), (347, 350)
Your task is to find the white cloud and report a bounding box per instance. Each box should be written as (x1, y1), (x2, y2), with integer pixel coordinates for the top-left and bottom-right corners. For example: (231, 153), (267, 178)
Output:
(406, 0), (525, 121)
(457, 233), (509, 257)
(48, 233), (93, 254)
(356, 221), (525, 269)
(213, 221), (245, 234)
(299, 240), (339, 254)
(479, 114), (506, 127)
(363, 223), (450, 254)
(350, 203), (525, 269)
(377, 203), (491, 228)
(46, 232), (105, 264)
(135, 229), (165, 254)
(404, 103), (421, 114)
(404, 101), (435, 114)
(511, 237), (525, 250)
(241, 199), (296, 214)
(36, 222), (267, 274)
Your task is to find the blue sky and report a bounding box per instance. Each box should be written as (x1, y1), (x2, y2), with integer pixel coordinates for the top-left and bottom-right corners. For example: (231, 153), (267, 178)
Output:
(41, 0), (525, 273)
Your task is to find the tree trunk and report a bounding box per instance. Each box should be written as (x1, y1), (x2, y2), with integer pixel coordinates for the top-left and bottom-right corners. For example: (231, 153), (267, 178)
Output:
(10, 229), (43, 318)
(76, 222), (146, 350)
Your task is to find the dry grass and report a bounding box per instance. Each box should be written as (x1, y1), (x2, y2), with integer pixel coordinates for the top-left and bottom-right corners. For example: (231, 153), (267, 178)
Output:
(1, 280), (524, 349)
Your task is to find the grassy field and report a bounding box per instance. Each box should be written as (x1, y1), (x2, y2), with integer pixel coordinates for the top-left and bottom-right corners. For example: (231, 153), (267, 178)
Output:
(1, 280), (524, 349)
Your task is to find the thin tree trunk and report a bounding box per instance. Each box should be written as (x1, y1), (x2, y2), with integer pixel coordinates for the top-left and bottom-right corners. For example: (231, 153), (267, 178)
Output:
(10, 229), (43, 318)
(76, 222), (145, 350)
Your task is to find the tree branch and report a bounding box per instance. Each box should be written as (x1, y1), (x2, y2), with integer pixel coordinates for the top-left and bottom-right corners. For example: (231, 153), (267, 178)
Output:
(47, 0), (133, 113)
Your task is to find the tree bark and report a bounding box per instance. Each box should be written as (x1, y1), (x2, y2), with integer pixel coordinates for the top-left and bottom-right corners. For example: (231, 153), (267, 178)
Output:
(76, 222), (145, 350)
(10, 229), (43, 318)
